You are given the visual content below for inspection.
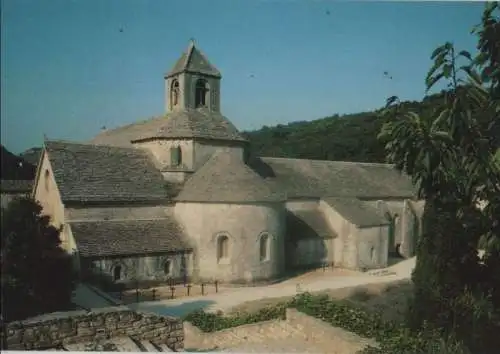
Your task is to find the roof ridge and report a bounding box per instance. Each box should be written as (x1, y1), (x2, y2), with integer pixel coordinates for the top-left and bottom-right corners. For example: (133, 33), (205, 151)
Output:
(95, 116), (165, 136)
(183, 41), (196, 71)
(69, 218), (172, 223)
(45, 139), (140, 152)
(261, 156), (394, 167)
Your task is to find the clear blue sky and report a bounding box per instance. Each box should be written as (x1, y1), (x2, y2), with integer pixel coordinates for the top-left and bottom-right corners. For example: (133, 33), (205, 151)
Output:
(1, 0), (485, 154)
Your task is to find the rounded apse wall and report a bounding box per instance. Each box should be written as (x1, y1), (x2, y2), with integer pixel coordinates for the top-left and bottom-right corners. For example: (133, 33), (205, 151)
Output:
(174, 201), (286, 283)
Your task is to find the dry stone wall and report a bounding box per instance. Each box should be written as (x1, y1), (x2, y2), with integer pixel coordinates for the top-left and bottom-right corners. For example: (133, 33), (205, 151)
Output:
(4, 306), (184, 351)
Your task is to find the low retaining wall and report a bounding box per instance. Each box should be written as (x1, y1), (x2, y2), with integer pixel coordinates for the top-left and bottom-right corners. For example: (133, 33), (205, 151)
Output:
(4, 306), (184, 351)
(183, 308), (378, 353)
(285, 308), (378, 353)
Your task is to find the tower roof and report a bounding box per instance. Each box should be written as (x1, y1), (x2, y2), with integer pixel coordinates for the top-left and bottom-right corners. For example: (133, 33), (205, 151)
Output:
(91, 108), (247, 146)
(166, 40), (221, 79)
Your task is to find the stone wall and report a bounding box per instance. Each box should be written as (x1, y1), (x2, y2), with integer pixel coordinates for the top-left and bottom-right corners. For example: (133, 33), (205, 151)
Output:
(4, 306), (184, 351)
(183, 308), (378, 353)
(83, 251), (191, 288)
(285, 308), (378, 353)
(175, 201), (286, 284)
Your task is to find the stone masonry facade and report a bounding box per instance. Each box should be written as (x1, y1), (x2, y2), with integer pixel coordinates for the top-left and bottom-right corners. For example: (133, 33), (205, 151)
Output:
(4, 306), (184, 351)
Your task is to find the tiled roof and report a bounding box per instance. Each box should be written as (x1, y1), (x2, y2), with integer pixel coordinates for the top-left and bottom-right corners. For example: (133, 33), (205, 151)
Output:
(91, 108), (246, 146)
(252, 157), (417, 199)
(286, 209), (336, 240)
(44, 140), (170, 203)
(0, 179), (33, 193)
(70, 219), (191, 258)
(165, 41), (221, 78)
(176, 151), (286, 203)
(323, 197), (389, 228)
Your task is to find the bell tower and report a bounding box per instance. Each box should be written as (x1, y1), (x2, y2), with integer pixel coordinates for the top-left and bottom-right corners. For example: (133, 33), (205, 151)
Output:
(164, 40), (222, 113)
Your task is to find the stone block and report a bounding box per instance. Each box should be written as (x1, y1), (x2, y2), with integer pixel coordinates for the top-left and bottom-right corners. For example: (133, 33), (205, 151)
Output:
(91, 317), (105, 327)
(77, 327), (96, 336)
(154, 322), (169, 329)
(77, 320), (90, 328)
(6, 335), (22, 346)
(7, 342), (25, 350)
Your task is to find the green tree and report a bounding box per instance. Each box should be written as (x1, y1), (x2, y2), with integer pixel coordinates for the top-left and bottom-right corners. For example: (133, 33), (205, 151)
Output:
(1, 197), (76, 322)
(377, 2), (500, 350)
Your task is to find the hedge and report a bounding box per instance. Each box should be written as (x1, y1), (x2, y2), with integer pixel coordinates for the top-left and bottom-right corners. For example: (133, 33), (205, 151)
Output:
(183, 292), (469, 354)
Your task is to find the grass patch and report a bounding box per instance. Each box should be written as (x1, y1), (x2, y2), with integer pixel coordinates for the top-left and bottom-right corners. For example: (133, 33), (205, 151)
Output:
(184, 288), (469, 353)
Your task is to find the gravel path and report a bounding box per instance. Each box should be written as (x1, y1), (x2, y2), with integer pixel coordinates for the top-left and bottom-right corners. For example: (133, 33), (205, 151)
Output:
(130, 258), (416, 317)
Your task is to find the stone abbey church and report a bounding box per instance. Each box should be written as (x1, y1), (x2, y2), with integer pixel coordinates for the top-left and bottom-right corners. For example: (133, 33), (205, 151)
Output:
(33, 41), (423, 286)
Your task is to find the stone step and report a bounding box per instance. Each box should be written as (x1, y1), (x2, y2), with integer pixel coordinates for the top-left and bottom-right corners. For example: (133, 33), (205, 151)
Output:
(157, 343), (174, 352)
(140, 340), (160, 352)
(114, 337), (145, 352)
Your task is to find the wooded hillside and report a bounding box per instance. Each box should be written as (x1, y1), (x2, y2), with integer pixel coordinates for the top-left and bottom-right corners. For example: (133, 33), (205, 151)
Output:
(242, 89), (453, 163)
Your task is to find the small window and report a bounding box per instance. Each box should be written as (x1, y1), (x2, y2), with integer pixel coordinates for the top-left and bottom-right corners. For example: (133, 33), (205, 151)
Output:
(370, 246), (376, 261)
(44, 169), (50, 191)
(170, 146), (182, 166)
(164, 260), (172, 275)
(217, 235), (229, 261)
(259, 233), (270, 262)
(195, 79), (209, 108)
(113, 265), (122, 281)
(171, 80), (180, 107)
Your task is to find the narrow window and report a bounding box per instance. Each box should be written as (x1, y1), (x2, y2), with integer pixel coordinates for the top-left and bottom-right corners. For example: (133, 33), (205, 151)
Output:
(113, 265), (122, 281)
(164, 260), (172, 275)
(44, 169), (50, 191)
(259, 233), (270, 262)
(170, 146), (182, 166)
(195, 79), (209, 108)
(171, 80), (180, 107)
(217, 235), (229, 261)
(370, 246), (376, 261)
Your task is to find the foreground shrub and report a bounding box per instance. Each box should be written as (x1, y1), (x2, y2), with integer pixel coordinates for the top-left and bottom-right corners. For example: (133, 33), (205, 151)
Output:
(183, 302), (288, 332)
(184, 292), (470, 353)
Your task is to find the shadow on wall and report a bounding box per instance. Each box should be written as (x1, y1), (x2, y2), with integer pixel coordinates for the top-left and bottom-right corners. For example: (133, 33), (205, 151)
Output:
(82, 270), (127, 293)
(285, 210), (329, 270)
(129, 300), (216, 318)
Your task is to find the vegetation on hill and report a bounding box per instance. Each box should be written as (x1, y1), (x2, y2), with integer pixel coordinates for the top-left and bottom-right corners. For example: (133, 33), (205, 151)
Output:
(242, 90), (460, 163)
(379, 2), (500, 352)
(1, 197), (76, 324)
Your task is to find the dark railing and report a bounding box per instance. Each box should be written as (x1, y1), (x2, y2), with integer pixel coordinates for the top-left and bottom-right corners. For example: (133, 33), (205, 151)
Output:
(111, 279), (222, 304)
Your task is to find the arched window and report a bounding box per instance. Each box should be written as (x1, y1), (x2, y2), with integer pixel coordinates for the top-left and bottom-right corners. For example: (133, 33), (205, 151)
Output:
(163, 260), (172, 275)
(217, 235), (229, 262)
(171, 80), (180, 107)
(44, 169), (50, 191)
(113, 265), (122, 281)
(259, 233), (270, 262)
(170, 146), (182, 166)
(195, 79), (209, 108)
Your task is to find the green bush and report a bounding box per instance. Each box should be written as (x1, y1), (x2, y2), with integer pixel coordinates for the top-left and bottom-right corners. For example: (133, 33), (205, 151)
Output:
(184, 292), (470, 353)
(183, 302), (288, 332)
